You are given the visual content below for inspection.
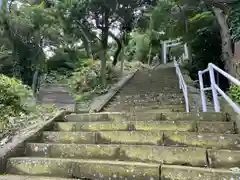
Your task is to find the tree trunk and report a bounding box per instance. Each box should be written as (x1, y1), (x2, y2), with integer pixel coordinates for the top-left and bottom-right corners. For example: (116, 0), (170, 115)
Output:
(109, 31), (122, 66)
(176, 4), (192, 62)
(100, 48), (107, 87)
(100, 10), (109, 87)
(12, 47), (21, 79)
(213, 7), (234, 74)
(32, 70), (39, 97)
(120, 40), (125, 76)
(148, 44), (152, 65)
(79, 24), (94, 59)
(147, 16), (153, 65)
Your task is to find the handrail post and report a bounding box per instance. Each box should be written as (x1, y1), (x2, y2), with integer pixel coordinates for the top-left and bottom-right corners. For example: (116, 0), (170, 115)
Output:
(185, 88), (190, 112)
(208, 64), (220, 112)
(198, 71), (207, 112)
(174, 61), (181, 89)
(176, 64), (181, 89)
(174, 60), (189, 112)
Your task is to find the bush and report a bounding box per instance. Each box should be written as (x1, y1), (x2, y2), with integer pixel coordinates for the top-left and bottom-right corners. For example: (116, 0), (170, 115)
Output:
(228, 84), (240, 105)
(0, 74), (33, 116)
(125, 31), (150, 63)
(68, 59), (118, 94)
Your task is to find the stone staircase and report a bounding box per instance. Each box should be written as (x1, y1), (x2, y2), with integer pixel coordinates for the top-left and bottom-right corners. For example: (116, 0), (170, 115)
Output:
(103, 66), (185, 112)
(1, 65), (240, 179)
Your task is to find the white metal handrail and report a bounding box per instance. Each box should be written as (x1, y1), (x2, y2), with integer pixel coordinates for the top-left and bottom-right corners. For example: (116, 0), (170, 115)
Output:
(174, 60), (190, 112)
(198, 63), (240, 113)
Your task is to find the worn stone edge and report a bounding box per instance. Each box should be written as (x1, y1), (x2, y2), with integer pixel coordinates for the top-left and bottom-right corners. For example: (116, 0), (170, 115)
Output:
(0, 110), (69, 173)
(89, 69), (139, 113)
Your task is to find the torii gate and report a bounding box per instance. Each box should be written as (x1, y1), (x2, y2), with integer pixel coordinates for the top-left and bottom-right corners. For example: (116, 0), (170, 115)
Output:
(161, 38), (189, 64)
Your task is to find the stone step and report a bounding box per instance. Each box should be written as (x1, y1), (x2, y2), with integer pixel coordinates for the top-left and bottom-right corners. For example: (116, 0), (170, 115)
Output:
(121, 85), (180, 88)
(53, 121), (235, 134)
(7, 157), (160, 179)
(105, 106), (186, 113)
(42, 130), (240, 148)
(107, 102), (185, 108)
(208, 149), (240, 168)
(26, 143), (207, 167)
(0, 175), (78, 180)
(161, 165), (240, 180)
(113, 96), (183, 102)
(124, 77), (178, 81)
(115, 92), (183, 96)
(104, 104), (185, 110)
(164, 131), (240, 149)
(112, 95), (184, 101)
(125, 78), (179, 82)
(119, 86), (181, 90)
(65, 112), (227, 122)
(53, 121), (195, 132)
(197, 122), (235, 134)
(161, 112), (227, 121)
(42, 131), (163, 145)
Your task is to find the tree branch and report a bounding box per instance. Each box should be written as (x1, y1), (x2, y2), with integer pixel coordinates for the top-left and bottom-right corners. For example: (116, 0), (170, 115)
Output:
(109, 31), (121, 66)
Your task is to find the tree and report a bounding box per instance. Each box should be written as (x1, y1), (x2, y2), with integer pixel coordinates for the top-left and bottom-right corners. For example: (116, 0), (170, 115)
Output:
(58, 0), (156, 86)
(180, 0), (240, 75)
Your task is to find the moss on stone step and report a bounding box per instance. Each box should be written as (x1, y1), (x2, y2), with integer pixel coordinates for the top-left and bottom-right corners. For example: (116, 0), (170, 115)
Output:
(65, 112), (162, 122)
(197, 122), (235, 134)
(107, 104), (186, 112)
(164, 131), (240, 149)
(42, 131), (96, 144)
(95, 131), (163, 145)
(65, 112), (227, 122)
(42, 131), (163, 145)
(208, 149), (240, 168)
(161, 165), (240, 180)
(7, 157), (160, 180)
(0, 175), (79, 180)
(65, 113), (112, 122)
(161, 112), (227, 121)
(54, 121), (195, 132)
(26, 143), (206, 167)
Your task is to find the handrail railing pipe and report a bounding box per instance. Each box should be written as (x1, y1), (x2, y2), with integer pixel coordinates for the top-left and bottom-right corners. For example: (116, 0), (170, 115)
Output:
(198, 70), (207, 112)
(209, 64), (220, 112)
(174, 60), (190, 112)
(198, 63), (240, 114)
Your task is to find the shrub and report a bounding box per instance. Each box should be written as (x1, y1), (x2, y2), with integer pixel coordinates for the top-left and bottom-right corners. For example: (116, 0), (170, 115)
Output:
(228, 84), (240, 105)
(68, 59), (118, 94)
(0, 74), (37, 128)
(0, 74), (33, 115)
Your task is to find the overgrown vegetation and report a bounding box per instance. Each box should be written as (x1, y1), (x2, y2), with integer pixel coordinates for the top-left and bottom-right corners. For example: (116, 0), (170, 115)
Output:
(0, 74), (57, 133)
(229, 85), (240, 105)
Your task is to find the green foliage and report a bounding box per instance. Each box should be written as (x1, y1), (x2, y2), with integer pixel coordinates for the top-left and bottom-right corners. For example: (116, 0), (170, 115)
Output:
(68, 59), (118, 95)
(0, 0), (62, 85)
(228, 84), (240, 105)
(183, 26), (223, 79)
(229, 2), (240, 42)
(125, 31), (150, 63)
(0, 74), (33, 120)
